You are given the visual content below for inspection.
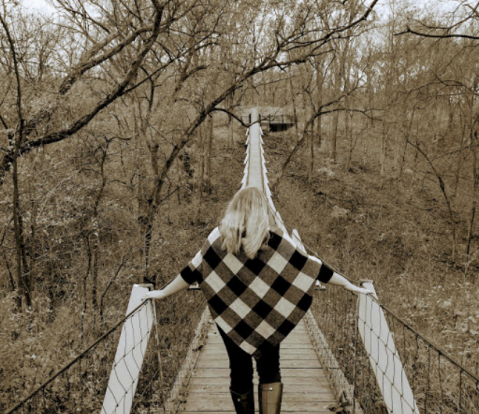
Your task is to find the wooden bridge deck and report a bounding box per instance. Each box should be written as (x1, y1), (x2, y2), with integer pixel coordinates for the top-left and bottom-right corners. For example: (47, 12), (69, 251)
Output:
(179, 319), (337, 413)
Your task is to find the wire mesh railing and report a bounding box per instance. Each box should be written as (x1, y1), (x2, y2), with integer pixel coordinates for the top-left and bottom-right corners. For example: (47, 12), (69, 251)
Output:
(5, 286), (206, 414)
(308, 276), (479, 414)
(5, 301), (149, 414)
(285, 219), (479, 414)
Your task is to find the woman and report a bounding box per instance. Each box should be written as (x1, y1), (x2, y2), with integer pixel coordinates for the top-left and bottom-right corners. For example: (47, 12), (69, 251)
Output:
(143, 187), (372, 414)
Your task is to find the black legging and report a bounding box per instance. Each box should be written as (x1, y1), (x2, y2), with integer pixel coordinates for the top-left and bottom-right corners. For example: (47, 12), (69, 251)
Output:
(217, 325), (281, 394)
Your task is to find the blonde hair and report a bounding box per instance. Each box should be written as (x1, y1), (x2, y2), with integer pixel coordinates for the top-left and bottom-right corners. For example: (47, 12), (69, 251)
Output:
(219, 187), (270, 259)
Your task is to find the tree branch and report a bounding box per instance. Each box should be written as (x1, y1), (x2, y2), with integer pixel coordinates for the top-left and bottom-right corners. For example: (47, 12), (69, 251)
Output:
(396, 25), (479, 40)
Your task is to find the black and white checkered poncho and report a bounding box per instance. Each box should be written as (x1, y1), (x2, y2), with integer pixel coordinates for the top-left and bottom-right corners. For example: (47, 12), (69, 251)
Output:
(179, 227), (333, 358)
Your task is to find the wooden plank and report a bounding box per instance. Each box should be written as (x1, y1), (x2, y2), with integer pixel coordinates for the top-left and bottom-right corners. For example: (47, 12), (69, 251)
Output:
(200, 348), (318, 356)
(196, 357), (321, 369)
(187, 376), (331, 386)
(181, 412), (333, 414)
(207, 326), (308, 336)
(182, 397), (336, 412)
(204, 343), (314, 349)
(188, 384), (334, 395)
(207, 337), (310, 344)
(198, 352), (319, 360)
(282, 351), (321, 358)
(192, 368), (323, 378)
(202, 343), (315, 355)
(197, 393), (335, 403)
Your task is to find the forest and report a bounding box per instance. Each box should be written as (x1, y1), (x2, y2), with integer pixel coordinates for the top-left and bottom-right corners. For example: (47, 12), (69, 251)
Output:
(1, 0), (479, 412)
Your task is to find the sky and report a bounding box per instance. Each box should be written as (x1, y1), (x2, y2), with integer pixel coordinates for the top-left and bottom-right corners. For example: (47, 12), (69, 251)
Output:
(22, 0), (463, 17)
(19, 0), (470, 25)
(21, 0), (56, 15)
(376, 0), (461, 16)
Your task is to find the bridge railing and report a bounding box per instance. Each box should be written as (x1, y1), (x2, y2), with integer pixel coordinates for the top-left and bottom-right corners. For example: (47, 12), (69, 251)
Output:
(304, 251), (479, 414)
(5, 285), (206, 414)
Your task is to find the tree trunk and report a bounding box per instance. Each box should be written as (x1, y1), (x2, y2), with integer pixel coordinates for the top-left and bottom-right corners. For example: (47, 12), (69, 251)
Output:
(398, 137), (408, 179)
(381, 124), (387, 176)
(453, 121), (467, 198)
(399, 111), (416, 179)
(330, 52), (341, 162)
(204, 115), (213, 194)
(331, 112), (339, 161)
(143, 221), (153, 284)
(29, 191), (37, 290)
(195, 126), (205, 223)
(141, 139), (160, 284)
(91, 237), (99, 314)
(308, 120), (314, 184)
(289, 76), (300, 144)
(12, 136), (31, 309)
(344, 95), (351, 169)
(447, 100), (455, 134)
(1, 14), (31, 309)
(2, 250), (15, 292)
(316, 67), (323, 148)
(229, 116), (234, 149)
(466, 131), (478, 260)
(81, 233), (92, 339)
(91, 152), (107, 313)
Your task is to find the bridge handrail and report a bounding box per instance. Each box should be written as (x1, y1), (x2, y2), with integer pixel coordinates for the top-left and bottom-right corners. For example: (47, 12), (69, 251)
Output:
(5, 286), (206, 414)
(5, 300), (147, 414)
(275, 218), (479, 384)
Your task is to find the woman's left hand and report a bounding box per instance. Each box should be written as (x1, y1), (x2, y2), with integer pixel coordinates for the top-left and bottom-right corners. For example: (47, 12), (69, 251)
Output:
(344, 283), (374, 296)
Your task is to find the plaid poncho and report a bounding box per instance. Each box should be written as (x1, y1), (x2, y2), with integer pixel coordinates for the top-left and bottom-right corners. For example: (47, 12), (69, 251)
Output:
(179, 227), (333, 358)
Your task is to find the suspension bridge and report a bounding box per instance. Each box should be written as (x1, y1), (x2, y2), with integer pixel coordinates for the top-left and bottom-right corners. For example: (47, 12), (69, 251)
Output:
(5, 109), (479, 414)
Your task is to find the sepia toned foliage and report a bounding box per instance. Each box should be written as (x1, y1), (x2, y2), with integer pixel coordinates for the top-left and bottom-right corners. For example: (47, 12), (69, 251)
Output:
(2, 0), (479, 412)
(0, 0), (384, 410)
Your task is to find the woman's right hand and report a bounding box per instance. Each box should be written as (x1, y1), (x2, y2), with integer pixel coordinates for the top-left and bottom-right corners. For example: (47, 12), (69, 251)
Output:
(141, 290), (166, 302)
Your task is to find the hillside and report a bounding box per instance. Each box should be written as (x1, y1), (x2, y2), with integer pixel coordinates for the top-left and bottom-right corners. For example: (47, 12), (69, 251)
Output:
(261, 125), (479, 374)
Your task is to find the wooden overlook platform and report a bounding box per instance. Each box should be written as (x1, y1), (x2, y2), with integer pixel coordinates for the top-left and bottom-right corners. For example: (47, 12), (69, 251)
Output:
(180, 319), (336, 414)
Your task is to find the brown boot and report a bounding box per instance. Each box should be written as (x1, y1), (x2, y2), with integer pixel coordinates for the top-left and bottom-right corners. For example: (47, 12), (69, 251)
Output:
(230, 388), (254, 414)
(258, 382), (283, 414)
